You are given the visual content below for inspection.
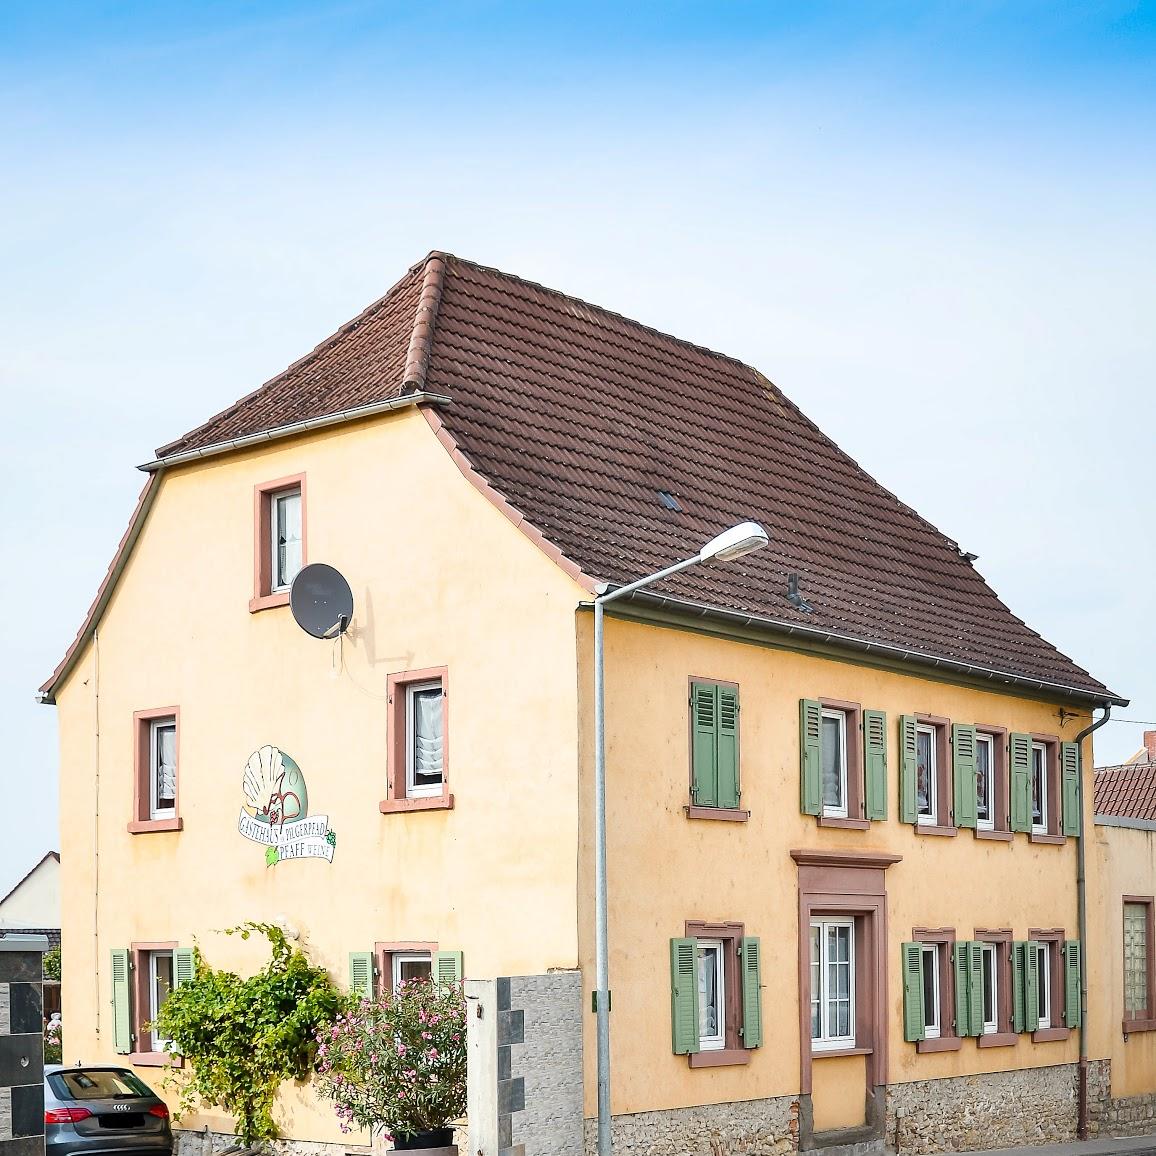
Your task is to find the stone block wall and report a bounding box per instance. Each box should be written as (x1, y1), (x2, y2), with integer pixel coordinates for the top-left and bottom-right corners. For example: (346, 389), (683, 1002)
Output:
(0, 934), (47, 1156)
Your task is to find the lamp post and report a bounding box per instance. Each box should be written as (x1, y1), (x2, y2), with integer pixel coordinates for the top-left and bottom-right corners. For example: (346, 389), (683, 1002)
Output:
(592, 521), (770, 1156)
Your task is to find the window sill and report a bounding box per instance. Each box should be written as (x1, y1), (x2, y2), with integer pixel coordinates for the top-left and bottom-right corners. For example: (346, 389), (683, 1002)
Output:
(916, 1036), (962, 1053)
(975, 828), (1013, 842)
(127, 817), (184, 834)
(688, 1048), (750, 1068)
(1030, 833), (1066, 845)
(1123, 1018), (1156, 1035)
(684, 805), (750, 822)
(811, 1045), (872, 1059)
(818, 816), (871, 830)
(128, 1052), (182, 1068)
(914, 824), (957, 837)
(379, 794), (455, 814)
(249, 591), (290, 613)
(978, 1032), (1019, 1048)
(1031, 1027), (1070, 1042)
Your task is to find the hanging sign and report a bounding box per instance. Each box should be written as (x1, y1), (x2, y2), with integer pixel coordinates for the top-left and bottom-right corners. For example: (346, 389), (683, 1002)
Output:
(238, 744), (336, 866)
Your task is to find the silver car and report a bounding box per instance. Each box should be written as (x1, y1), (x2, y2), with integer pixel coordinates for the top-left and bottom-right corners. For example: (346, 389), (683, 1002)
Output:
(44, 1066), (173, 1156)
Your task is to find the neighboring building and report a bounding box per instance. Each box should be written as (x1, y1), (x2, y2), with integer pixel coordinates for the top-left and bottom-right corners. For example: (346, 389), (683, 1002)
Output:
(0, 852), (61, 1021)
(1092, 731), (1156, 1133)
(40, 253), (1131, 1155)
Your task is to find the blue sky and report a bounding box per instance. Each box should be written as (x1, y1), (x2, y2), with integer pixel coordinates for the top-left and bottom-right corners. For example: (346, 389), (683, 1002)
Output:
(2, 1), (1154, 895)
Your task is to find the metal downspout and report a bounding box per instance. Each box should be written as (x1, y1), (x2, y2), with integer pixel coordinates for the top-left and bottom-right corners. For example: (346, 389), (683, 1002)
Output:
(1075, 704), (1112, 1139)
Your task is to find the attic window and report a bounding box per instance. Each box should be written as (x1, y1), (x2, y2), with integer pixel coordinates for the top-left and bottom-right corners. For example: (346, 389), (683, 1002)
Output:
(658, 491), (683, 512)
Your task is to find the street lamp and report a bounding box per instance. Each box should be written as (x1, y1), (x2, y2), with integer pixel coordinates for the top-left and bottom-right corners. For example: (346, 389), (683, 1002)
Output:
(592, 521), (770, 1156)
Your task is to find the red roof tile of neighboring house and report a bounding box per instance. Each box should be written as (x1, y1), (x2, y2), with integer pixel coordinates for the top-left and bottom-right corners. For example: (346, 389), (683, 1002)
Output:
(1094, 761), (1156, 821)
(41, 252), (1124, 705)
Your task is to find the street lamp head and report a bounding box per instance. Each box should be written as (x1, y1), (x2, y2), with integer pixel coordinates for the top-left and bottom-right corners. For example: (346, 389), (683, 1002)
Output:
(698, 521), (770, 564)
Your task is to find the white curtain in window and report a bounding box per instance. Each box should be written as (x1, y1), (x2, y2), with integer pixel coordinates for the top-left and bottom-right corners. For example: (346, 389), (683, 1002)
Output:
(414, 690), (444, 774)
(276, 493), (303, 587)
(156, 726), (177, 806)
(697, 949), (719, 1038)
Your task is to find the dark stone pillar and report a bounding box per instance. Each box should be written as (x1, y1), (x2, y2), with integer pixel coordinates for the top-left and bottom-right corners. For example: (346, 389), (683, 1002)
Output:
(0, 934), (48, 1156)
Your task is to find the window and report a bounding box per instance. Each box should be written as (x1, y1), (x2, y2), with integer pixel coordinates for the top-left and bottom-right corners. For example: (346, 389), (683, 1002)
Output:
(916, 724), (937, 824)
(270, 487), (303, 592)
(130, 708), (182, 833)
(406, 680), (445, 798)
(811, 919), (854, 1050)
(975, 733), (994, 831)
(382, 667), (453, 812)
(1123, 898), (1154, 1030)
(392, 952), (433, 990)
(821, 710), (848, 819)
(251, 473), (306, 611)
(1036, 941), (1051, 1029)
(670, 921), (762, 1063)
(148, 951), (174, 1052)
(149, 718), (177, 819)
(981, 942), (998, 1035)
(1031, 742), (1048, 834)
(921, 944), (941, 1039)
(689, 680), (743, 817)
(697, 940), (726, 1051)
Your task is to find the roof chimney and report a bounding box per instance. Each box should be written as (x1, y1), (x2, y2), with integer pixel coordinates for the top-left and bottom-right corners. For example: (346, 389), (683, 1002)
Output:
(1146, 730), (1156, 764)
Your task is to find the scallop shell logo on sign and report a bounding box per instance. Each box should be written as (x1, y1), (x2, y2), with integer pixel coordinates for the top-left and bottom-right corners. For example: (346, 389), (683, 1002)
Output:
(239, 744), (336, 866)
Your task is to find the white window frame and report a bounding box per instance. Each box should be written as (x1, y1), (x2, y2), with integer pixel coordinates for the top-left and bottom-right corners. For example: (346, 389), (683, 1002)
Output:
(405, 680), (445, 798)
(1037, 942), (1052, 1029)
(1031, 742), (1048, 835)
(149, 950), (174, 1052)
(916, 724), (938, 826)
(811, 918), (855, 1051)
(975, 733), (995, 831)
(149, 717), (177, 820)
(696, 939), (726, 1052)
(820, 709), (848, 819)
(980, 942), (998, 1035)
(391, 951), (432, 991)
(921, 943), (941, 1039)
(270, 486), (302, 593)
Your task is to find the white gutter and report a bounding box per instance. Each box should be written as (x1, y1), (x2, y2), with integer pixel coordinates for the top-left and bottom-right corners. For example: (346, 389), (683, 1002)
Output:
(602, 586), (1128, 708)
(138, 392), (452, 472)
(1093, 815), (1156, 832)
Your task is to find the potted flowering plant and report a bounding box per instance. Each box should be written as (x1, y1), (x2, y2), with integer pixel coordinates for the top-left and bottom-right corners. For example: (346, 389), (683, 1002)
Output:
(315, 976), (466, 1153)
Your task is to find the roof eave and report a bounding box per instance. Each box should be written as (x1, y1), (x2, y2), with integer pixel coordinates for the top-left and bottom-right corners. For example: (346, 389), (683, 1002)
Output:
(601, 586), (1128, 709)
(138, 391), (452, 472)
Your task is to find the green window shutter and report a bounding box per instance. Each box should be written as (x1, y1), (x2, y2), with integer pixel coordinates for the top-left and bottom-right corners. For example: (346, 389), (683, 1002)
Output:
(1009, 734), (1033, 832)
(967, 941), (984, 1037)
(717, 686), (740, 810)
(349, 951), (374, 998)
(899, 716), (918, 824)
(692, 683), (719, 807)
(434, 950), (464, 985)
(173, 948), (195, 989)
(953, 941), (972, 1037)
(1064, 940), (1083, 1027)
(800, 699), (822, 815)
(110, 948), (132, 1054)
(739, 937), (763, 1049)
(902, 941), (925, 1042)
(952, 724), (978, 829)
(670, 938), (700, 1054)
(1024, 940), (1041, 1032)
(1061, 742), (1082, 837)
(1012, 943), (1031, 1035)
(863, 709), (888, 821)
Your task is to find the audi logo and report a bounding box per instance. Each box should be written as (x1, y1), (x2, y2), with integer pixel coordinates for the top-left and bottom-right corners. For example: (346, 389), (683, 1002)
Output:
(112, 1105), (131, 1112)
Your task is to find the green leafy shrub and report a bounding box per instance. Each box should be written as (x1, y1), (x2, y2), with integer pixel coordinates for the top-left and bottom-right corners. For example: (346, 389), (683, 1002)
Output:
(43, 947), (61, 981)
(152, 922), (341, 1145)
(44, 1018), (62, 1064)
(315, 978), (466, 1141)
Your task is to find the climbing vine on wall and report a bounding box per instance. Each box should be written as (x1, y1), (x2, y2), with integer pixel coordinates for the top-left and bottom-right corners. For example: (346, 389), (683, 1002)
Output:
(152, 922), (341, 1146)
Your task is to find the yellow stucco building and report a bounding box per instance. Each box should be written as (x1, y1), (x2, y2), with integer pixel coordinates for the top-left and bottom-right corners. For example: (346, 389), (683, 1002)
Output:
(41, 253), (1138, 1155)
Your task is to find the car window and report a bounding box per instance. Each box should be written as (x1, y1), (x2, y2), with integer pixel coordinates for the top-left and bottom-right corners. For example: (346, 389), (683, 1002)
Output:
(49, 1069), (151, 1100)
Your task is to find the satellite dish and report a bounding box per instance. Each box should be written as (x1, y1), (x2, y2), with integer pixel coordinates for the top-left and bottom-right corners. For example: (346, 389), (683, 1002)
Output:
(290, 564), (354, 639)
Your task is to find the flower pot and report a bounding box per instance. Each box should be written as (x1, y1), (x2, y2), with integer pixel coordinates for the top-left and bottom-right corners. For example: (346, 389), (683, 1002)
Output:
(391, 1128), (455, 1152)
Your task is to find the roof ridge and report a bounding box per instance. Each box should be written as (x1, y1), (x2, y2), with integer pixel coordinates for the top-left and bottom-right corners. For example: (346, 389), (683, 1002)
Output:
(434, 250), (764, 379)
(401, 253), (448, 392)
(154, 258), (428, 458)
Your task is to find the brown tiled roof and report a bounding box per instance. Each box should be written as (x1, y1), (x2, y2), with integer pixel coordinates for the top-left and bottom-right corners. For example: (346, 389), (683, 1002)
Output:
(44, 252), (1124, 704)
(1094, 762), (1156, 821)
